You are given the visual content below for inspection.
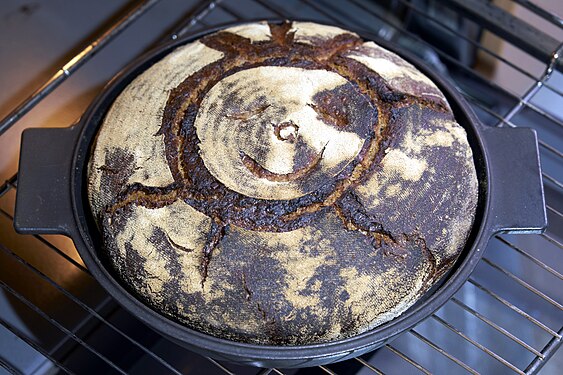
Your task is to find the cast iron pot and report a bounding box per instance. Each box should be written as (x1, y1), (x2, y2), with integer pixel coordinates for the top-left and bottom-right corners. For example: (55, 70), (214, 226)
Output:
(14, 20), (547, 368)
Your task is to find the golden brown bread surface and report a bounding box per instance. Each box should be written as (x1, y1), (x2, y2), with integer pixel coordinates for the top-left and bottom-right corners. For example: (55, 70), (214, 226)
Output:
(88, 21), (478, 345)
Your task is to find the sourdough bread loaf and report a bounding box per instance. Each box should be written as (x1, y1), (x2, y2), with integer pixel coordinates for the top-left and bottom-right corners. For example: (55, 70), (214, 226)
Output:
(88, 21), (478, 345)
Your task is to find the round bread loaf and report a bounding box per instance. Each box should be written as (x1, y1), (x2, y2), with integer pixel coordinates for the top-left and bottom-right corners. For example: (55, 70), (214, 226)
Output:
(88, 21), (478, 345)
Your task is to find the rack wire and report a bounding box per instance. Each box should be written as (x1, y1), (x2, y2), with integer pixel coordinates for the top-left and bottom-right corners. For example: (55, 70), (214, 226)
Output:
(0, 0), (561, 373)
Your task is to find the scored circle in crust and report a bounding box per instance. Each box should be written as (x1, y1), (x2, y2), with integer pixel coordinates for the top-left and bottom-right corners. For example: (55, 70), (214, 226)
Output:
(87, 21), (478, 345)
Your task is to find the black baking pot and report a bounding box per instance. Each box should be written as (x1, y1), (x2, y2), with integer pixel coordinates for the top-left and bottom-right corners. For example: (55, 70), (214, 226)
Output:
(14, 20), (547, 368)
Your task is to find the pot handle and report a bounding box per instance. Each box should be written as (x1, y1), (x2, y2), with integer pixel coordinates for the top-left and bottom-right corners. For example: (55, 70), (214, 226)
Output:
(482, 126), (547, 234)
(14, 125), (81, 237)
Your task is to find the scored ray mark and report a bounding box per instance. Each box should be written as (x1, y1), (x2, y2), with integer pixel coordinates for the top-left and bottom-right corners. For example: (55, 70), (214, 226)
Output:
(201, 219), (227, 288)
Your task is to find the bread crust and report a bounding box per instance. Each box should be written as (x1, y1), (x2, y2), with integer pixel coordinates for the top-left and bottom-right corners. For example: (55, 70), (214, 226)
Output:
(88, 21), (478, 345)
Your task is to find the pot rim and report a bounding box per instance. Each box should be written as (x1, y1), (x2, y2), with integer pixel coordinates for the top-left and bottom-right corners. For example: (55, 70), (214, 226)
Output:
(69, 19), (493, 361)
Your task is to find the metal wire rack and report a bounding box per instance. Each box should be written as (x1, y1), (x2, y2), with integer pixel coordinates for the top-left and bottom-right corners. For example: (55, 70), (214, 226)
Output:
(0, 0), (561, 374)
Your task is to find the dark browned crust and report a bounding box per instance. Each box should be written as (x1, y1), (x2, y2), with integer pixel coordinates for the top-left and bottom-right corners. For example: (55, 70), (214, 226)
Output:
(95, 21), (477, 345)
(101, 20), (453, 288)
(201, 219), (226, 286)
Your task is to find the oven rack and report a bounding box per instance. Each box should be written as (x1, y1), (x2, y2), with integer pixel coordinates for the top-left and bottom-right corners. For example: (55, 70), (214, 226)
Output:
(0, 0), (561, 374)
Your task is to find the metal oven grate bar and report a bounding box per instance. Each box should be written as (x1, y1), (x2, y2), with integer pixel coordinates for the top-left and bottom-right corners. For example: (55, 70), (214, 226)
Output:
(0, 315), (73, 374)
(384, 344), (431, 374)
(510, 0), (563, 27)
(204, 356), (238, 375)
(0, 279), (126, 374)
(0, 0), (162, 137)
(354, 356), (383, 374)
(481, 257), (562, 310)
(397, 0), (563, 97)
(408, 328), (478, 374)
(449, 296), (543, 358)
(541, 232), (563, 249)
(318, 365), (338, 375)
(0, 0), (219, 139)
(0, 0), (561, 374)
(429, 314), (525, 374)
(494, 236), (562, 281)
(2, 209), (90, 275)
(441, 0), (560, 66)
(466, 277), (558, 337)
(0, 236), (183, 375)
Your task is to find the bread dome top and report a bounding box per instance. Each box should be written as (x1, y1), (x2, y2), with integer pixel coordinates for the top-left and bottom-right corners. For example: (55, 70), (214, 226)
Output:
(88, 21), (478, 345)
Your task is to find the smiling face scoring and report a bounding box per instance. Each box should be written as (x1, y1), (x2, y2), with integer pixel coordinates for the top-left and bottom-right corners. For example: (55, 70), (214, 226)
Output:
(196, 66), (374, 200)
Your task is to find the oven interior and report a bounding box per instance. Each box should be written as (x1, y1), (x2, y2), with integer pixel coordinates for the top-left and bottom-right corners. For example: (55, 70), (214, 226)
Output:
(0, 0), (561, 374)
